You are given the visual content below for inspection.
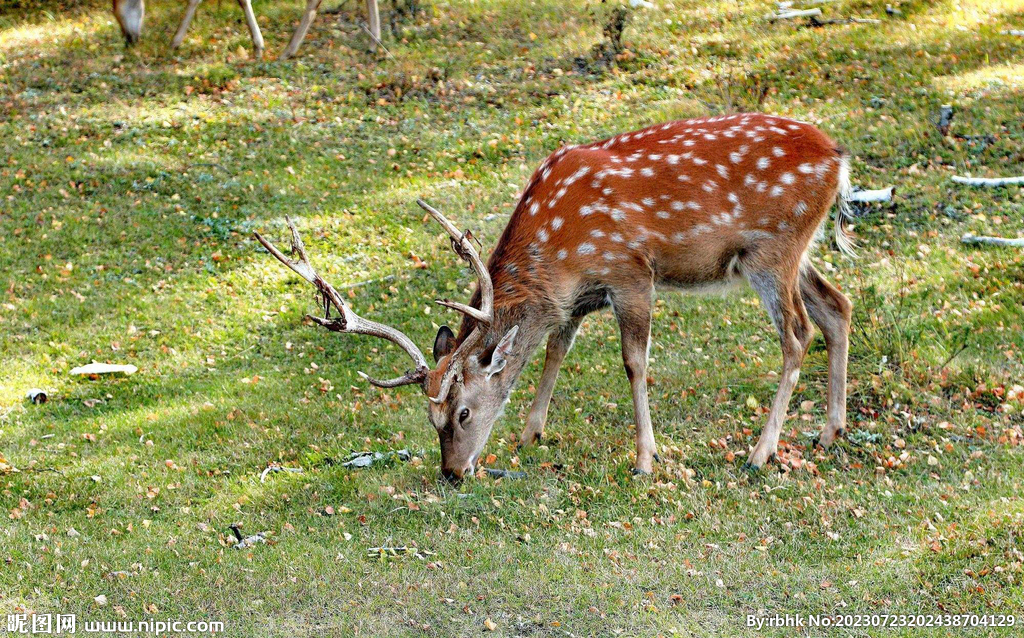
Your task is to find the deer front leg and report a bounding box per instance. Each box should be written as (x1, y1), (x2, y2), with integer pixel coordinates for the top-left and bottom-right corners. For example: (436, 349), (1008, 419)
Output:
(237, 0), (265, 59)
(518, 318), (582, 449)
(612, 285), (656, 475)
(280, 0), (324, 60)
(171, 0), (203, 49)
(745, 270), (814, 469)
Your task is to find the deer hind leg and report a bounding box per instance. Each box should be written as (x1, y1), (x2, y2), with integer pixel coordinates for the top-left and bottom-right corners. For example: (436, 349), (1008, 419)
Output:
(519, 317), (582, 449)
(745, 269), (814, 469)
(612, 284), (656, 474)
(799, 264), (852, 448)
(237, 0), (265, 59)
(171, 0), (203, 49)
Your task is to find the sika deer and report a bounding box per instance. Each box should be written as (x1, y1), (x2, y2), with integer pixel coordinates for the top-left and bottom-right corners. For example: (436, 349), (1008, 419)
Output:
(257, 113), (854, 479)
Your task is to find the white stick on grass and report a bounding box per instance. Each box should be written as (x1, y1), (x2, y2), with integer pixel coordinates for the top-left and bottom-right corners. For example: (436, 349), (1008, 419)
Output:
(769, 8), (822, 20)
(952, 175), (1024, 187)
(849, 186), (894, 203)
(961, 234), (1024, 248)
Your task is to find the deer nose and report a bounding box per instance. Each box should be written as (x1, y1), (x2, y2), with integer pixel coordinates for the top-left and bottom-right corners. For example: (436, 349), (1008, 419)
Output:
(440, 467), (463, 483)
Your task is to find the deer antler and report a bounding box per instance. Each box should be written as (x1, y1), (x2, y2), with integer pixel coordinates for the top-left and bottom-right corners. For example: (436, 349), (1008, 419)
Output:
(416, 199), (494, 403)
(254, 217), (430, 389)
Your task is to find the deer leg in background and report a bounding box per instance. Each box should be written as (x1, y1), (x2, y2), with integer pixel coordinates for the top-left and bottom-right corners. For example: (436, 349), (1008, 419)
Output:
(237, 0), (265, 58)
(113, 0), (145, 45)
(171, 0), (203, 49)
(745, 269), (814, 469)
(280, 0), (324, 60)
(612, 283), (656, 475)
(518, 317), (583, 449)
(799, 264), (852, 449)
(366, 0), (381, 52)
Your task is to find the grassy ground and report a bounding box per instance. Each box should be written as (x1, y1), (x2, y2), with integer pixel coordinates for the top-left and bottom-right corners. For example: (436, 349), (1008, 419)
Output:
(2, 0), (1024, 635)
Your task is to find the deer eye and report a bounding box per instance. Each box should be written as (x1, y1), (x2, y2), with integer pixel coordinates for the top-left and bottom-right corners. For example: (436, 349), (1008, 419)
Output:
(458, 408), (470, 424)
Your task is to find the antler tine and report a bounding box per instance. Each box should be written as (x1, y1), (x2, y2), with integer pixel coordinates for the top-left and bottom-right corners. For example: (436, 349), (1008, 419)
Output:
(416, 199), (497, 403)
(254, 218), (430, 390)
(417, 199), (494, 323)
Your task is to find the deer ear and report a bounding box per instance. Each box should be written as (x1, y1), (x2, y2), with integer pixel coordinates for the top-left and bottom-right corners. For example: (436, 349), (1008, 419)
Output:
(433, 326), (456, 363)
(484, 325), (519, 378)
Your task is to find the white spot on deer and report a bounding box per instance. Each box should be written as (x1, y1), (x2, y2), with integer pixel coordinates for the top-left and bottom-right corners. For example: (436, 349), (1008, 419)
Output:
(655, 211), (670, 219)
(529, 201), (539, 215)
(780, 172), (795, 185)
(691, 223), (712, 236)
(692, 156), (707, 166)
(666, 154), (680, 165)
(672, 232), (686, 243)
(727, 192), (739, 204)
(729, 152), (743, 164)
(793, 201), (807, 216)
(602, 187), (613, 196)
(557, 249), (568, 260)
(778, 220), (791, 231)
(647, 154), (662, 161)
(756, 157), (769, 170)
(640, 167), (655, 177)
(641, 197), (655, 207)
(741, 229), (774, 241)
(537, 228), (549, 242)
(756, 181), (768, 193)
(716, 164), (729, 179)
(622, 202), (645, 213)
(703, 133), (717, 141)
(563, 166), (591, 186)
(772, 146), (785, 157)
(743, 174), (756, 187)
(684, 139), (696, 147)
(677, 174), (691, 182)
(670, 201), (685, 211)
(610, 208), (627, 222)
(798, 163), (814, 174)
(603, 251), (620, 261)
(702, 180), (718, 193)
(591, 229), (605, 238)
(610, 232), (624, 243)
(758, 216), (769, 226)
(770, 185), (784, 197)
(577, 242), (596, 255)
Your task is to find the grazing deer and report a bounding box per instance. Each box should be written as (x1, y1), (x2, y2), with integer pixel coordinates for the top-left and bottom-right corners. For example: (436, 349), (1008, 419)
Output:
(113, 0), (264, 56)
(256, 113), (854, 479)
(112, 0), (381, 60)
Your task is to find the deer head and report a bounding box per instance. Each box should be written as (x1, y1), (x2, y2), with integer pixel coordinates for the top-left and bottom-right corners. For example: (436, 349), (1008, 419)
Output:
(254, 200), (505, 482)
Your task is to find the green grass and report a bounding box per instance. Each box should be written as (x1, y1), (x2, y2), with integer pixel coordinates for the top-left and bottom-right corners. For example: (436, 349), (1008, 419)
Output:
(2, 0), (1023, 635)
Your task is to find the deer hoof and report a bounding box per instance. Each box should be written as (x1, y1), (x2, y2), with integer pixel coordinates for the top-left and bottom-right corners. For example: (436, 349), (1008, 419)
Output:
(631, 467), (651, 477)
(653, 453), (663, 463)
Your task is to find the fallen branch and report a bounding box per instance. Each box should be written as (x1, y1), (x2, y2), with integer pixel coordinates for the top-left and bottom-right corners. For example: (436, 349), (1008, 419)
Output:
(952, 175), (1024, 187)
(850, 186), (895, 203)
(961, 234), (1024, 248)
(259, 464), (304, 483)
